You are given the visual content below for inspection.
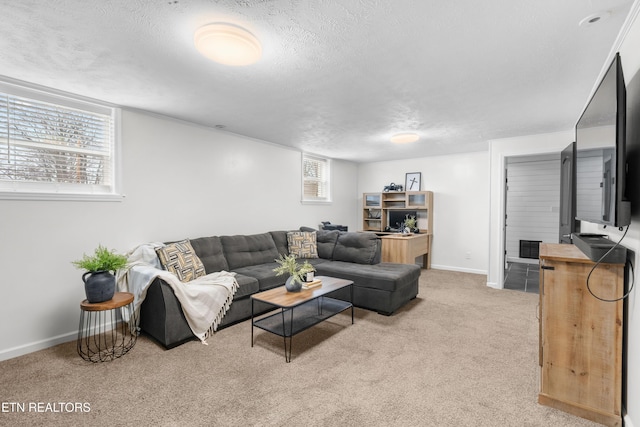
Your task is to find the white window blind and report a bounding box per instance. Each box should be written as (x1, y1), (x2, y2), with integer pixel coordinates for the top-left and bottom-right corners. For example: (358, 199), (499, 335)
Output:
(0, 82), (120, 200)
(302, 154), (331, 202)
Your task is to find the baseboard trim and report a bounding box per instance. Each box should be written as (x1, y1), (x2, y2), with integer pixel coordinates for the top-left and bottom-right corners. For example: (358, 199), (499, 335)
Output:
(429, 264), (487, 276)
(0, 319), (118, 362)
(624, 411), (635, 427)
(0, 331), (77, 362)
(486, 281), (501, 289)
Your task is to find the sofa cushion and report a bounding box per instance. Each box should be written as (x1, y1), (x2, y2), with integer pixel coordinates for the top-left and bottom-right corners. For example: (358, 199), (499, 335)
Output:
(305, 258), (330, 268)
(155, 240), (206, 282)
(315, 261), (421, 292)
(233, 273), (260, 299)
(287, 231), (318, 259)
(189, 236), (229, 273)
(316, 229), (340, 259)
(333, 232), (380, 265)
(233, 263), (285, 291)
(221, 233), (280, 270)
(269, 230), (290, 256)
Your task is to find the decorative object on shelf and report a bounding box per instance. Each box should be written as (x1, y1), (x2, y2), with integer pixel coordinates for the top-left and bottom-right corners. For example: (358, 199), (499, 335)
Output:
(383, 182), (403, 192)
(404, 215), (417, 233)
(273, 254), (316, 293)
(405, 172), (421, 191)
(72, 245), (128, 303)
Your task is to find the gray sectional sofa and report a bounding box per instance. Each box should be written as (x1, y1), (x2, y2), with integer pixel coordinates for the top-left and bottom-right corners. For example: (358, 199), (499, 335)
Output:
(139, 229), (421, 348)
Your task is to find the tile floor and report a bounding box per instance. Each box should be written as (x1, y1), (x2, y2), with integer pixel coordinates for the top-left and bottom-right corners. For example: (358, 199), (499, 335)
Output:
(504, 261), (539, 294)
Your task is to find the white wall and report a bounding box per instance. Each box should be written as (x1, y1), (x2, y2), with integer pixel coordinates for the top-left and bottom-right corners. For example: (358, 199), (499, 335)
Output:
(0, 109), (358, 361)
(358, 151), (490, 274)
(598, 8), (640, 426)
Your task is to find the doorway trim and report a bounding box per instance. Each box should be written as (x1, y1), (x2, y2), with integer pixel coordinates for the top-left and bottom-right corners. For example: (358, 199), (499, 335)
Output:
(504, 153), (560, 266)
(487, 131), (573, 289)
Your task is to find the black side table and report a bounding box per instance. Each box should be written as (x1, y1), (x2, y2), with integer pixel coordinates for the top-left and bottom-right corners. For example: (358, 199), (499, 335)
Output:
(77, 292), (137, 362)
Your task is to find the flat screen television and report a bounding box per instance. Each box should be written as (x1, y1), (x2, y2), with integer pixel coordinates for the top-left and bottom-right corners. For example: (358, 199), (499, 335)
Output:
(388, 210), (417, 230)
(575, 53), (630, 228)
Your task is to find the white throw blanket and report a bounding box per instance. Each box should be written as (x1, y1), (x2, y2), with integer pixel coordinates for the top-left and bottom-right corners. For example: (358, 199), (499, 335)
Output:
(115, 243), (239, 343)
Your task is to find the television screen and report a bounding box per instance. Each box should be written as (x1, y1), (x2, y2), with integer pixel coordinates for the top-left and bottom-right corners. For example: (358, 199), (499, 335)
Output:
(575, 53), (629, 227)
(388, 210), (417, 230)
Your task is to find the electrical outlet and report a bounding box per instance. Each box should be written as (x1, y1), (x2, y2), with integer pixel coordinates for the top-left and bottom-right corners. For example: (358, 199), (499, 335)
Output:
(465, 251), (471, 259)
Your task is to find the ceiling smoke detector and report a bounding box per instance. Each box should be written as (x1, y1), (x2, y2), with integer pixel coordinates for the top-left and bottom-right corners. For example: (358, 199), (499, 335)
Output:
(579, 11), (611, 27)
(194, 23), (262, 66)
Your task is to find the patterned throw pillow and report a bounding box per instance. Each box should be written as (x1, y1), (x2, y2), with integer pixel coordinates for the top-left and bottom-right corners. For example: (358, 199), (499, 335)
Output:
(287, 231), (318, 259)
(156, 240), (206, 282)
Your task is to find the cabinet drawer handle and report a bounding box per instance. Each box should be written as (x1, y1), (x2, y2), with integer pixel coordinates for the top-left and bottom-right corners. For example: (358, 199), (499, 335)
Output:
(541, 266), (555, 270)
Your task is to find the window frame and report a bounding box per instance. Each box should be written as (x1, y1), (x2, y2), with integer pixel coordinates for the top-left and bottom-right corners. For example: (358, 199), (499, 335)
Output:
(0, 79), (122, 201)
(301, 153), (332, 204)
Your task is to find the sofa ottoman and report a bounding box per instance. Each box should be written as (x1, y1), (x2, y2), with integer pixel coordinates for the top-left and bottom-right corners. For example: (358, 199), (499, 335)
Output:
(315, 261), (420, 315)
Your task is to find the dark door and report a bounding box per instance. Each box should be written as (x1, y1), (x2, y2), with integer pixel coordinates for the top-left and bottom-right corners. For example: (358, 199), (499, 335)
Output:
(559, 142), (579, 243)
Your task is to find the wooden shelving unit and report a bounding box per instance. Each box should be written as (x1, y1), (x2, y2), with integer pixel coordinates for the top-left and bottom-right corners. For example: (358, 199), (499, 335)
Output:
(362, 191), (433, 233)
(362, 193), (383, 232)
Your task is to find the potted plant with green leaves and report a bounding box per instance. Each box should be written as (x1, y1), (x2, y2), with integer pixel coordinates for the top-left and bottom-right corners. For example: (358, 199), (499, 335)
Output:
(72, 245), (128, 303)
(404, 215), (417, 233)
(273, 254), (315, 292)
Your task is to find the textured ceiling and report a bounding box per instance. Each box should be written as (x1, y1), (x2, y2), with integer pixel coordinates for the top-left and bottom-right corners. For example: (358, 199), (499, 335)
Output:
(0, 0), (634, 162)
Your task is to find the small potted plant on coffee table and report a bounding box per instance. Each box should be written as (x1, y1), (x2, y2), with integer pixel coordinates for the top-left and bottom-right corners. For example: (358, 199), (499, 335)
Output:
(273, 254), (315, 293)
(72, 245), (128, 303)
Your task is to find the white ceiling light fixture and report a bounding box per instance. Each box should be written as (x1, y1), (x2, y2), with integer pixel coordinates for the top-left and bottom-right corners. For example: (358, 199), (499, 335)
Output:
(194, 23), (262, 66)
(390, 133), (420, 144)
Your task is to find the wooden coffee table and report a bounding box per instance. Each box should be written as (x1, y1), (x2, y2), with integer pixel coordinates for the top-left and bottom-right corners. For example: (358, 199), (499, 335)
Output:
(251, 276), (353, 362)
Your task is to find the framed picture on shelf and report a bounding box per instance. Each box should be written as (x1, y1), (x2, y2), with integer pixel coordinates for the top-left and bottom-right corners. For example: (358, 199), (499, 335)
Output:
(405, 172), (421, 191)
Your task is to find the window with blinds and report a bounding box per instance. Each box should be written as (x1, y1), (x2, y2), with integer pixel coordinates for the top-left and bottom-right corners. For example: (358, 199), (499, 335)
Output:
(0, 81), (120, 200)
(302, 153), (331, 202)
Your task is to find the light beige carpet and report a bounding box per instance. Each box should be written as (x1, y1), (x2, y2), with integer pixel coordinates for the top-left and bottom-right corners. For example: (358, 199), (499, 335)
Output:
(0, 269), (600, 426)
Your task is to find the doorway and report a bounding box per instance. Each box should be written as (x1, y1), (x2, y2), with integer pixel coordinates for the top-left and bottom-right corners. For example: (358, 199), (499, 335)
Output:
(503, 153), (561, 293)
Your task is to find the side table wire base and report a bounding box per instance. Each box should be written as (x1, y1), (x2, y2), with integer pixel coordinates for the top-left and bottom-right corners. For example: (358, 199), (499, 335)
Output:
(77, 292), (137, 363)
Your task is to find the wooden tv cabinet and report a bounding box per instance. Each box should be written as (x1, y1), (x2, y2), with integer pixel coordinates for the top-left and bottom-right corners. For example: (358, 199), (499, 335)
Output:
(538, 243), (624, 427)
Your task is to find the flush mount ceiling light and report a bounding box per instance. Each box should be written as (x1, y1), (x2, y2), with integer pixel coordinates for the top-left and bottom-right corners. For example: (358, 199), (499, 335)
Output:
(194, 23), (262, 66)
(390, 133), (420, 144)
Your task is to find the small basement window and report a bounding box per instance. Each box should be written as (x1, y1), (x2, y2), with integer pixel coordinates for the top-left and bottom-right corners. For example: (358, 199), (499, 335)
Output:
(0, 80), (121, 201)
(302, 153), (331, 203)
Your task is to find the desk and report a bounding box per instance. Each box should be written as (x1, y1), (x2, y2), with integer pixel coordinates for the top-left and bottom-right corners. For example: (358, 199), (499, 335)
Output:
(77, 292), (137, 363)
(379, 233), (431, 268)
